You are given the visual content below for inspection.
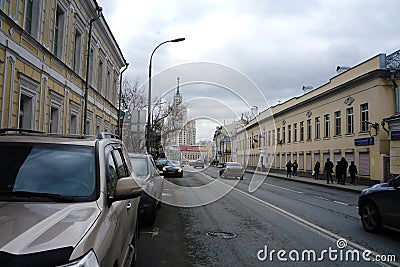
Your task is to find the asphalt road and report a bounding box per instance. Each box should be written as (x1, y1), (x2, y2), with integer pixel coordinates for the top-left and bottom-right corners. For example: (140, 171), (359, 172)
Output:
(136, 166), (400, 267)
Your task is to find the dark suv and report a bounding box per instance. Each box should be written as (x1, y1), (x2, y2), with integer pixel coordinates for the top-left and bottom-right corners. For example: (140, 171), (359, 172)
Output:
(0, 129), (142, 267)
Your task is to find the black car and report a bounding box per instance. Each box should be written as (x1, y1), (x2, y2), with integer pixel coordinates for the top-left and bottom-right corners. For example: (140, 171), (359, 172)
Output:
(358, 175), (400, 233)
(155, 159), (183, 178)
(129, 153), (164, 226)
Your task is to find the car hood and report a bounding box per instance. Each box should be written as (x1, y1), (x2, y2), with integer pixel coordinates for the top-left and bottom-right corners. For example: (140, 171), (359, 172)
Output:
(361, 182), (389, 195)
(0, 201), (100, 255)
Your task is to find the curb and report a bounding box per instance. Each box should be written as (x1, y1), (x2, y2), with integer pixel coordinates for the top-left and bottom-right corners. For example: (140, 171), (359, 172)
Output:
(246, 170), (365, 194)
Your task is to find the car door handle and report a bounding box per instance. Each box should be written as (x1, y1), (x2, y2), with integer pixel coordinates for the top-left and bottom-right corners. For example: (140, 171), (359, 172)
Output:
(126, 202), (132, 210)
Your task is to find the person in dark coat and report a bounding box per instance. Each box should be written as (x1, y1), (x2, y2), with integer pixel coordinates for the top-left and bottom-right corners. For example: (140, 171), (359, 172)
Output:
(292, 160), (298, 176)
(348, 161), (358, 185)
(314, 161), (320, 180)
(339, 157), (348, 185)
(324, 158), (334, 184)
(335, 161), (342, 184)
(286, 160), (292, 177)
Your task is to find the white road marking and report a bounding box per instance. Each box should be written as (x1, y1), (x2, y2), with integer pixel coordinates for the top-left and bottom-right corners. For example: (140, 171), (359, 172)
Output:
(313, 196), (329, 201)
(265, 183), (304, 194)
(333, 200), (350, 206)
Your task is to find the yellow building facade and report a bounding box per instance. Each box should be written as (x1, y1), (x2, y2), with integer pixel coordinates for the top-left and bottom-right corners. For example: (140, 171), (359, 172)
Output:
(0, 0), (126, 134)
(237, 51), (400, 183)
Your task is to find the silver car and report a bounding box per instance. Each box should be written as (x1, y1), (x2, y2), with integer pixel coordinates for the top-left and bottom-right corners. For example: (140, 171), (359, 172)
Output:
(129, 153), (164, 226)
(219, 162), (245, 179)
(0, 129), (142, 267)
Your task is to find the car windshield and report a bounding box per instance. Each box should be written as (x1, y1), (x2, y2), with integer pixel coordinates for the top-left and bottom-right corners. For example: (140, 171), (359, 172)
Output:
(156, 159), (168, 166)
(0, 143), (96, 201)
(130, 157), (149, 178)
(170, 160), (181, 166)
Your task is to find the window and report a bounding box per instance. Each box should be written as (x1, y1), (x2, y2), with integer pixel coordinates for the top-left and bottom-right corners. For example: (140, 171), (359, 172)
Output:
(300, 121), (304, 141)
(277, 128), (281, 144)
(73, 29), (82, 74)
(361, 103), (369, 132)
(282, 127), (286, 144)
(98, 59), (104, 95)
(24, 0), (41, 38)
(324, 114), (330, 137)
(315, 117), (320, 139)
(294, 123), (297, 142)
(53, 6), (65, 58)
(106, 69), (111, 100)
(70, 114), (77, 134)
(268, 131), (271, 146)
(272, 130), (275, 145)
(346, 107), (354, 134)
(50, 106), (60, 133)
(24, 0), (33, 33)
(288, 125), (292, 143)
(88, 47), (94, 85)
(19, 94), (33, 129)
(307, 119), (312, 140)
(335, 111), (341, 136)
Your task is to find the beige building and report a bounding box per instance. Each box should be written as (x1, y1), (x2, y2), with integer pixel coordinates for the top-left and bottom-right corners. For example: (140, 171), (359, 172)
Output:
(236, 51), (400, 183)
(0, 0), (126, 134)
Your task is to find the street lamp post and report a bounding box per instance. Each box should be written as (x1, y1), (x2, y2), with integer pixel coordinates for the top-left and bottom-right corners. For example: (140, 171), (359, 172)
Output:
(146, 37), (185, 153)
(83, 6), (102, 135)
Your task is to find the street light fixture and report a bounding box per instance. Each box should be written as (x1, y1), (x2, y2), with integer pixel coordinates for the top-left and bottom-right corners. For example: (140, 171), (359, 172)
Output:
(146, 37), (185, 153)
(83, 6), (102, 135)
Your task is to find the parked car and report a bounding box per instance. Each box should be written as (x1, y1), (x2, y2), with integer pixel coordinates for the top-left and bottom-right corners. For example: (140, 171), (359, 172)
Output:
(129, 153), (164, 225)
(0, 129), (142, 267)
(358, 175), (400, 233)
(156, 159), (183, 178)
(219, 162), (245, 179)
(192, 159), (205, 168)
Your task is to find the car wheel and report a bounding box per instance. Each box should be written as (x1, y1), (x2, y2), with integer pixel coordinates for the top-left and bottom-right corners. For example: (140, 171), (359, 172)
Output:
(360, 201), (382, 233)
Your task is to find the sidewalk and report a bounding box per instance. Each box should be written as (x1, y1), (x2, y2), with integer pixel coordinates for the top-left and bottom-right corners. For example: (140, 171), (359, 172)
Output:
(246, 169), (371, 194)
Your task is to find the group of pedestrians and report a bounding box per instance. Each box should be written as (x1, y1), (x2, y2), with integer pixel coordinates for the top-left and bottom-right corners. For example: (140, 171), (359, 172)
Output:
(318, 157), (358, 185)
(285, 157), (358, 185)
(285, 160), (298, 177)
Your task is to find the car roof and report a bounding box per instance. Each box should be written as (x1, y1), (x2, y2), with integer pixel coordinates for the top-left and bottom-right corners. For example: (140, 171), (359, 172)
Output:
(0, 135), (98, 146)
(0, 130), (121, 147)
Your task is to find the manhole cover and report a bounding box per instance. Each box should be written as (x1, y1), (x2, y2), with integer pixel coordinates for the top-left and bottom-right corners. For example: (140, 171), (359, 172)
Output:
(206, 231), (236, 239)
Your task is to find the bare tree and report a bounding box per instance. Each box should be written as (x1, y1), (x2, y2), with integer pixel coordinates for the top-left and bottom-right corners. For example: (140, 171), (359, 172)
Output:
(121, 78), (147, 112)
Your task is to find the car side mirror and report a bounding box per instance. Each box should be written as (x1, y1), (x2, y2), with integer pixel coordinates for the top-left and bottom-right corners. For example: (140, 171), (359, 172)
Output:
(112, 177), (142, 202)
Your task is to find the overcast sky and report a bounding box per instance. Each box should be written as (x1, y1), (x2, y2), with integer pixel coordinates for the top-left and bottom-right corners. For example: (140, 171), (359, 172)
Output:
(97, 0), (400, 141)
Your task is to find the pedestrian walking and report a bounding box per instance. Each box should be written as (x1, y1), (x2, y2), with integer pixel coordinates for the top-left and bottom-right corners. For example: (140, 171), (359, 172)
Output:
(348, 161), (358, 185)
(339, 157), (348, 185)
(292, 160), (298, 176)
(286, 160), (292, 177)
(314, 161), (320, 180)
(324, 158), (334, 184)
(335, 161), (342, 184)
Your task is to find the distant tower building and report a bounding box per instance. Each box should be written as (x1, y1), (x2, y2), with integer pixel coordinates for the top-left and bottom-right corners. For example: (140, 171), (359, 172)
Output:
(166, 77), (196, 146)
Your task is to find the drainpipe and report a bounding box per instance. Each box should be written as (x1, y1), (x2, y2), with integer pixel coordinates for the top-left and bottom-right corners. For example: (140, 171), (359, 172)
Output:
(391, 70), (399, 114)
(118, 62), (129, 139)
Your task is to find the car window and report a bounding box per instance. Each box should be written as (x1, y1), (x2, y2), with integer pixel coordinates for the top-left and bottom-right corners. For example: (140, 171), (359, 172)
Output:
(227, 162), (242, 167)
(0, 143), (95, 199)
(130, 157), (149, 178)
(112, 149), (129, 178)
